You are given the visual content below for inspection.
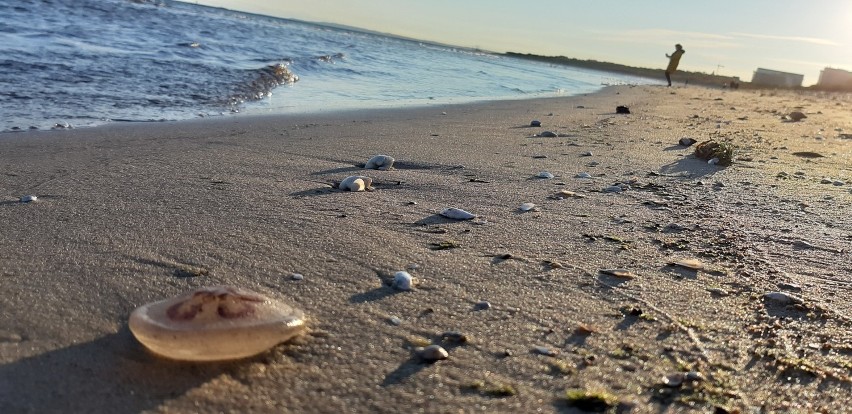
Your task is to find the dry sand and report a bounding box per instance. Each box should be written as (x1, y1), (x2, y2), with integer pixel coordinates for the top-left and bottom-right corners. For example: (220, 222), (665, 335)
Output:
(1, 85), (851, 413)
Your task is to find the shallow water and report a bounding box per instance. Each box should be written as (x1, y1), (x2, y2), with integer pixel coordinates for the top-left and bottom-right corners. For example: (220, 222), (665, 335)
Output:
(1, 0), (656, 131)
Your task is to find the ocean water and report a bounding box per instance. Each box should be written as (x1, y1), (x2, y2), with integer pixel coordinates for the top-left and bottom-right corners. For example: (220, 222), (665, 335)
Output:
(1, 0), (655, 132)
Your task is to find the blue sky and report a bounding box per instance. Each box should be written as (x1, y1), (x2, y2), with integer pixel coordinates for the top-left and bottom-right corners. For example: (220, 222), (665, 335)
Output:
(189, 0), (852, 85)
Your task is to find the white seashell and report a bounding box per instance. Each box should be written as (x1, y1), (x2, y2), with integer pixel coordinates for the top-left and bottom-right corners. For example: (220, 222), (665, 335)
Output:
(290, 273), (304, 281)
(339, 175), (373, 191)
(20, 195), (37, 203)
(392, 271), (414, 291)
(763, 291), (803, 305)
(519, 202), (536, 212)
(418, 344), (448, 361)
(128, 285), (306, 361)
(537, 171), (555, 179)
(708, 157), (719, 165)
(575, 172), (593, 179)
(364, 154), (394, 170)
(440, 207), (476, 220)
(532, 346), (558, 356)
(581, 151), (593, 157)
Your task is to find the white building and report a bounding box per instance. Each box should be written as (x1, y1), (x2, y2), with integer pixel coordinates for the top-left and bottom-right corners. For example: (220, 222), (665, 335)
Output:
(817, 67), (852, 90)
(751, 68), (804, 88)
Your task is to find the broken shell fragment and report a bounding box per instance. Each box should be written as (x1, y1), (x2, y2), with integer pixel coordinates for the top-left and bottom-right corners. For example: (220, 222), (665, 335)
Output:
(364, 155), (395, 170)
(679, 137), (697, 147)
(440, 207), (476, 220)
(669, 258), (704, 271)
(20, 195), (38, 203)
(339, 175), (373, 192)
(599, 269), (636, 279)
(128, 285), (306, 361)
(519, 202), (537, 212)
(537, 171), (555, 179)
(763, 291), (803, 305)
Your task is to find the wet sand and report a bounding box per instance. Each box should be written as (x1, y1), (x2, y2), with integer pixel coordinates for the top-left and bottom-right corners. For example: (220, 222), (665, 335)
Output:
(1, 85), (851, 413)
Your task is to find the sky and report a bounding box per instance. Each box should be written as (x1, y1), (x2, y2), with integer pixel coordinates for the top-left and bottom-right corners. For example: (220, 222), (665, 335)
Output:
(189, 0), (852, 86)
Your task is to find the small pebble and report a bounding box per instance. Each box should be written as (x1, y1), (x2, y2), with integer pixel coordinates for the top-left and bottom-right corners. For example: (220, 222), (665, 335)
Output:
(581, 151), (593, 157)
(537, 171), (555, 179)
(418, 344), (448, 362)
(473, 300), (491, 311)
(388, 316), (402, 326)
(291, 273), (304, 281)
(20, 195), (37, 203)
(530, 120), (541, 127)
(576, 172), (593, 179)
(538, 131), (557, 137)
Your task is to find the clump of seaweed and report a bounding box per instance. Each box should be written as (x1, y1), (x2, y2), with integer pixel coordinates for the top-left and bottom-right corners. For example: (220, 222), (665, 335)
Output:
(695, 140), (735, 166)
(564, 388), (618, 411)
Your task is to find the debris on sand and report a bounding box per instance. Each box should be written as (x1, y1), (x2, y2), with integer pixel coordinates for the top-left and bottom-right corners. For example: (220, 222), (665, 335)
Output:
(784, 111), (807, 122)
(694, 140), (734, 166)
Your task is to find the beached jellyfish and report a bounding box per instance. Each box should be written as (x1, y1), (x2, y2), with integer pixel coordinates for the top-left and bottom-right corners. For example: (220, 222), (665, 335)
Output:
(365, 155), (395, 170)
(129, 285), (306, 361)
(339, 175), (373, 191)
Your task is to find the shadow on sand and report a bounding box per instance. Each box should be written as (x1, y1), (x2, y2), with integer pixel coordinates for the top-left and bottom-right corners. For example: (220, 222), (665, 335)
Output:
(657, 156), (721, 179)
(0, 326), (250, 413)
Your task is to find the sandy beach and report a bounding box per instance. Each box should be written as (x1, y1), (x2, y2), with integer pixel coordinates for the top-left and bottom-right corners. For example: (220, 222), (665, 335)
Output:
(1, 85), (851, 413)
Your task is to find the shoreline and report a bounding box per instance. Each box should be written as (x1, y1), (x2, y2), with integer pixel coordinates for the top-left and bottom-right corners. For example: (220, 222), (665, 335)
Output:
(1, 85), (851, 413)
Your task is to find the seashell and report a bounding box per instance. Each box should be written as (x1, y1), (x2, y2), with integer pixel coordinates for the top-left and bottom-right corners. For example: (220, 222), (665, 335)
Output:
(20, 195), (38, 203)
(441, 331), (469, 344)
(537, 171), (555, 179)
(786, 111), (807, 121)
(662, 373), (684, 387)
(599, 269), (636, 279)
(763, 291), (803, 305)
(707, 157), (720, 165)
(707, 288), (729, 296)
(440, 207), (476, 220)
(530, 120), (541, 127)
(575, 172), (593, 179)
(679, 137), (697, 147)
(339, 175), (373, 192)
(364, 154), (394, 170)
(128, 285), (306, 361)
(519, 202), (537, 212)
(474, 300), (491, 310)
(580, 151), (593, 157)
(418, 344), (448, 362)
(603, 184), (628, 193)
(392, 271), (414, 291)
(290, 273), (304, 281)
(538, 131), (557, 137)
(552, 190), (586, 199)
(670, 258), (704, 271)
(532, 346), (558, 357)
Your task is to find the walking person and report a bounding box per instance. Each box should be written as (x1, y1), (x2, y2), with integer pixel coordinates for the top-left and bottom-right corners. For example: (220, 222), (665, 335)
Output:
(665, 44), (685, 86)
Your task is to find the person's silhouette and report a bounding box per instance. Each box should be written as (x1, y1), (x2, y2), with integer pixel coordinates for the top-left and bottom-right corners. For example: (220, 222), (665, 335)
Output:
(665, 44), (685, 86)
